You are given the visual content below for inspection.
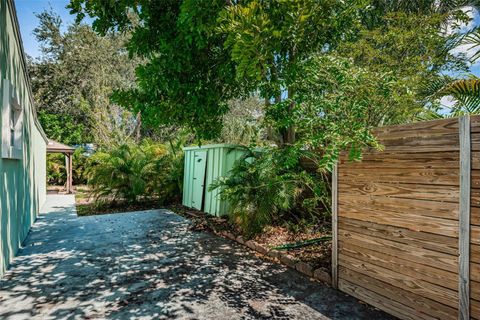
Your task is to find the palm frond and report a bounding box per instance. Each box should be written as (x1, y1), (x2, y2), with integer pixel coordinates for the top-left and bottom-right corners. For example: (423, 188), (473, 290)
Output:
(434, 78), (480, 114)
(460, 28), (480, 62)
(442, 79), (480, 113)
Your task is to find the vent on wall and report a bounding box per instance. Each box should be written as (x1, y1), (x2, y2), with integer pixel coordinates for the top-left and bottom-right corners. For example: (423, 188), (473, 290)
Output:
(1, 80), (23, 160)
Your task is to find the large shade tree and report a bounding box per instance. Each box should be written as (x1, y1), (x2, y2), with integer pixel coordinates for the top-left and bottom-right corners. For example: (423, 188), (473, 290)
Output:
(68, 0), (362, 145)
(67, 0), (476, 151)
(29, 10), (138, 146)
(69, 0), (241, 140)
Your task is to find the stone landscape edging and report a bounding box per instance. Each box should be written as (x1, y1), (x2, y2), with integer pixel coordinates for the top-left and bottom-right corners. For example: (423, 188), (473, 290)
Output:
(215, 230), (332, 285)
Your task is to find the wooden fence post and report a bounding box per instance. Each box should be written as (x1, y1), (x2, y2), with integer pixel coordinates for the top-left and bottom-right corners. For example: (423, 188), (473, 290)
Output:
(332, 162), (338, 289)
(459, 115), (471, 320)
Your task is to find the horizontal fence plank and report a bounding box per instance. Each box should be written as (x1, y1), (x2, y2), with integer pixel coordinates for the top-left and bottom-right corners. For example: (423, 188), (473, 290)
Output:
(471, 115), (480, 133)
(472, 299), (480, 320)
(339, 254), (458, 308)
(472, 170), (480, 188)
(473, 226), (480, 245)
(472, 152), (480, 169)
(472, 189), (480, 207)
(470, 133), (480, 150)
(339, 278), (424, 320)
(378, 132), (459, 146)
(336, 117), (468, 320)
(342, 160), (459, 170)
(338, 204), (458, 237)
(339, 181), (458, 203)
(473, 207), (480, 226)
(472, 279), (480, 300)
(369, 133), (459, 154)
(339, 241), (457, 290)
(349, 151), (459, 166)
(339, 229), (458, 273)
(373, 118), (459, 139)
(339, 267), (457, 320)
(472, 263), (480, 282)
(339, 218), (458, 255)
(339, 194), (458, 221)
(472, 244), (480, 263)
(339, 167), (458, 186)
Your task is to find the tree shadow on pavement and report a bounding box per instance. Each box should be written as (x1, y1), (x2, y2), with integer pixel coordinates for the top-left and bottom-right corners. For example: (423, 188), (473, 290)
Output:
(0, 196), (393, 320)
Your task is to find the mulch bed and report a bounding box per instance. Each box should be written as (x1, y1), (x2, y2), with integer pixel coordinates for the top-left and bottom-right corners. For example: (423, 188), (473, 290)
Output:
(169, 204), (332, 274)
(255, 226), (332, 271)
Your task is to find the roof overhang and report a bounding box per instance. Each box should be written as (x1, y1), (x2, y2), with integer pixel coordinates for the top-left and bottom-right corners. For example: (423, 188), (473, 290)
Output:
(46, 139), (75, 154)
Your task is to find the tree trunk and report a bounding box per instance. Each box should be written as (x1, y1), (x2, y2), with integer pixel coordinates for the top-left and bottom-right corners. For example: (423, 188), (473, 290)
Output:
(135, 112), (142, 142)
(283, 90), (296, 145)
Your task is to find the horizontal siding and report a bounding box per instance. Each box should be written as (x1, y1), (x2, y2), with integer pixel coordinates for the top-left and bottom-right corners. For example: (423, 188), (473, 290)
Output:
(337, 117), (461, 319)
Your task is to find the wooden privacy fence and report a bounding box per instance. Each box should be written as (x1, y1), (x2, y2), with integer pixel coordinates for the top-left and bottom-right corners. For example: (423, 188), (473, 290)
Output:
(331, 116), (480, 320)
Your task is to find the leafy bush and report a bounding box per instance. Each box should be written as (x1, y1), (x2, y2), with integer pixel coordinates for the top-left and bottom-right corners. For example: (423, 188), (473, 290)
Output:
(86, 140), (183, 204)
(72, 148), (89, 185)
(213, 55), (391, 236)
(47, 153), (66, 186)
(212, 147), (330, 237)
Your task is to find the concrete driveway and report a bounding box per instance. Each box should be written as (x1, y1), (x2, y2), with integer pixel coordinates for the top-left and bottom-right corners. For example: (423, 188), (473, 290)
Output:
(0, 195), (392, 320)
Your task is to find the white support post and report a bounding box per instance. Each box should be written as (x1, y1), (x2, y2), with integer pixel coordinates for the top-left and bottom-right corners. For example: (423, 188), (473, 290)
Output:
(332, 162), (338, 289)
(458, 115), (471, 320)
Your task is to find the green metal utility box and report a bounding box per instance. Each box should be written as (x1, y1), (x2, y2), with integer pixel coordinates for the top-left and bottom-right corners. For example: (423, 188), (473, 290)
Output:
(182, 144), (245, 216)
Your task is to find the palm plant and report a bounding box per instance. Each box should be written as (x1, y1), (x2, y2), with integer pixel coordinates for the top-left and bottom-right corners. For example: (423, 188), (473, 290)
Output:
(211, 147), (329, 237)
(86, 140), (184, 204)
(423, 23), (480, 115)
(439, 77), (480, 114)
(421, 74), (480, 115)
(86, 144), (154, 202)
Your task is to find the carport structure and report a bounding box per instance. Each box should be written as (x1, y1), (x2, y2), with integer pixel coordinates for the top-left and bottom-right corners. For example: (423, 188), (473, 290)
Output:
(46, 139), (75, 194)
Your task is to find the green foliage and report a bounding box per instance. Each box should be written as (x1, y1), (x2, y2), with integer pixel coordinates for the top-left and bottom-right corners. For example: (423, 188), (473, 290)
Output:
(38, 111), (86, 146)
(29, 9), (138, 146)
(69, 0), (240, 140)
(214, 55), (393, 235)
(67, 0), (472, 144)
(68, 0), (478, 236)
(339, 11), (470, 124)
(218, 0), (360, 96)
(217, 97), (267, 145)
(421, 76), (480, 116)
(451, 25), (480, 63)
(420, 22), (480, 116)
(72, 148), (89, 185)
(218, 0), (363, 144)
(86, 141), (183, 204)
(46, 153), (66, 186)
(46, 147), (88, 186)
(269, 54), (388, 168)
(211, 148), (329, 237)
(68, 0), (364, 142)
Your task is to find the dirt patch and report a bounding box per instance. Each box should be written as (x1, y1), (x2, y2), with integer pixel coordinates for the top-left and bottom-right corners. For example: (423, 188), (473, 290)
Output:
(255, 226), (331, 271)
(169, 204), (331, 272)
(76, 201), (164, 216)
(75, 187), (164, 216)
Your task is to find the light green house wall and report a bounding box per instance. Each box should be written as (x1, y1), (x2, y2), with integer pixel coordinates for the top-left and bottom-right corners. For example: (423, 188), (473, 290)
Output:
(0, 0), (48, 277)
(183, 144), (245, 216)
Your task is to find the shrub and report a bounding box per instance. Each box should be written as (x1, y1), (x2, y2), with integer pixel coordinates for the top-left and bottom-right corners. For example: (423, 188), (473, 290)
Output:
(211, 147), (329, 237)
(86, 140), (183, 204)
(47, 153), (66, 186)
